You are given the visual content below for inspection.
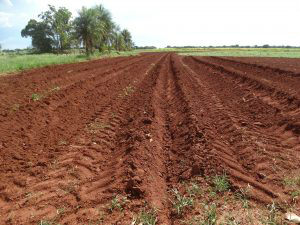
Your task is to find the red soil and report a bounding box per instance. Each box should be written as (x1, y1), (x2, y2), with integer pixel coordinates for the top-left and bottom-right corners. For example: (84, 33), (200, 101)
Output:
(0, 53), (299, 224)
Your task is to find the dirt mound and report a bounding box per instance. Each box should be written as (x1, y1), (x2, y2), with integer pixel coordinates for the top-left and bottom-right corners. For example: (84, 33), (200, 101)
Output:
(0, 53), (299, 224)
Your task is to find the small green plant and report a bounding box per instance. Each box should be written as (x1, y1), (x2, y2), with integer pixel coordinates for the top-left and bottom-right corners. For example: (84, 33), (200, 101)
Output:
(283, 176), (300, 187)
(235, 185), (251, 209)
(133, 209), (157, 225)
(283, 175), (300, 201)
(203, 203), (217, 225)
(171, 188), (194, 215)
(262, 202), (282, 225)
(291, 190), (300, 199)
(108, 195), (129, 212)
(213, 173), (230, 193)
(209, 189), (218, 198)
(31, 93), (43, 101)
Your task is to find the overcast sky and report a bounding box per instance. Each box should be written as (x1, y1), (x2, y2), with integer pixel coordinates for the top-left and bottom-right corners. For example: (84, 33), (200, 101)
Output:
(0, 0), (300, 49)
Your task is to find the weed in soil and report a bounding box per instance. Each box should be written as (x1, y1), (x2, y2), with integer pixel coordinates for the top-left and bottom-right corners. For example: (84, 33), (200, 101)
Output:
(213, 173), (231, 193)
(171, 188), (194, 215)
(31, 93), (43, 101)
(108, 195), (129, 212)
(132, 208), (157, 225)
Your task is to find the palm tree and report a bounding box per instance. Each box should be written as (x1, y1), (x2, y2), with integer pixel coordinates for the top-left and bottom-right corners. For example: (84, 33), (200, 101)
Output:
(110, 25), (125, 51)
(121, 29), (133, 50)
(74, 7), (95, 55)
(94, 5), (114, 52)
(74, 5), (113, 55)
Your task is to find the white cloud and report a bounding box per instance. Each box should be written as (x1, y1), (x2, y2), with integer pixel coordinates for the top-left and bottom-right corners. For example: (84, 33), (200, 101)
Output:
(0, 0), (13, 7)
(0, 12), (13, 27)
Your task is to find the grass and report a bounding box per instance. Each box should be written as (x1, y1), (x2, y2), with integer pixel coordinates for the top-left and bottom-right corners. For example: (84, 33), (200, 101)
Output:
(212, 174), (231, 193)
(182, 204), (217, 225)
(133, 209), (157, 225)
(108, 195), (129, 212)
(283, 174), (300, 200)
(171, 188), (194, 215)
(262, 202), (283, 225)
(235, 186), (250, 209)
(31, 93), (43, 101)
(0, 50), (138, 74)
(136, 47), (300, 58)
(202, 203), (217, 225)
(177, 48), (300, 58)
(283, 175), (300, 187)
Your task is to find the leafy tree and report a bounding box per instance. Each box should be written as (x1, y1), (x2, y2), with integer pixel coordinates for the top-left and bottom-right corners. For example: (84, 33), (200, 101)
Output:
(39, 5), (73, 52)
(21, 19), (53, 52)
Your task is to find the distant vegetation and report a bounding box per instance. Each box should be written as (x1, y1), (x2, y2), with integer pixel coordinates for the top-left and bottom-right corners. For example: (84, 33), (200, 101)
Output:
(21, 4), (134, 55)
(178, 48), (300, 58)
(166, 45), (300, 49)
(132, 47), (300, 58)
(135, 46), (157, 50)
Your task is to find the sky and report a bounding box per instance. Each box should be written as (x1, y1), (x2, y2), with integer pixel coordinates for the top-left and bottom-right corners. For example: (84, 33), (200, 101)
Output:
(0, 0), (300, 49)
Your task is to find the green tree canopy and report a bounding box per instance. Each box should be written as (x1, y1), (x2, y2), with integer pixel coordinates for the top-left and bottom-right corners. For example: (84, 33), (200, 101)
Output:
(39, 5), (73, 52)
(21, 19), (53, 52)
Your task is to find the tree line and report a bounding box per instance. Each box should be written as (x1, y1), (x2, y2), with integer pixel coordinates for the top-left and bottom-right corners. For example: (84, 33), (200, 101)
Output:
(21, 5), (134, 55)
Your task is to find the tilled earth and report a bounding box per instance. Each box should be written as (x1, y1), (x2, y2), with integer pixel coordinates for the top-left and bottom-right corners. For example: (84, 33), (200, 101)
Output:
(0, 53), (300, 224)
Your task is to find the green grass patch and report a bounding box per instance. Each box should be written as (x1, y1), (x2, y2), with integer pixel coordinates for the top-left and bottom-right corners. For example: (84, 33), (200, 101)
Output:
(0, 50), (138, 74)
(171, 188), (194, 215)
(178, 48), (300, 58)
(108, 195), (129, 212)
(31, 93), (43, 101)
(212, 174), (231, 193)
(133, 208), (157, 225)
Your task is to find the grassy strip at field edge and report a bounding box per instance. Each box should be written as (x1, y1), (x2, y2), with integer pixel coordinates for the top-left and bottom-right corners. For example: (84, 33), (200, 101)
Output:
(177, 48), (300, 58)
(0, 51), (138, 74)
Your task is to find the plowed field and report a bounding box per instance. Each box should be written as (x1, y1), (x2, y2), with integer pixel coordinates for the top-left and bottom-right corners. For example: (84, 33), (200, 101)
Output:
(0, 53), (300, 224)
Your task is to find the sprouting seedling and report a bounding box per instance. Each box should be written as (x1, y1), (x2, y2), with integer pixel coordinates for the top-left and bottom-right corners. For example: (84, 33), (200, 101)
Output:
(212, 173), (230, 193)
(108, 195), (129, 212)
(171, 188), (194, 215)
(31, 93), (42, 101)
